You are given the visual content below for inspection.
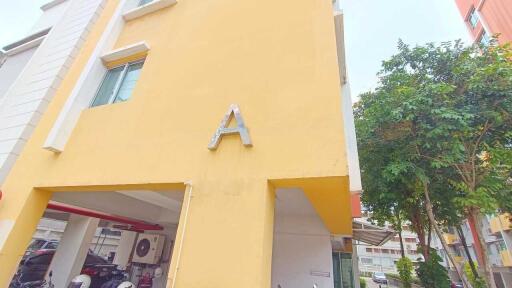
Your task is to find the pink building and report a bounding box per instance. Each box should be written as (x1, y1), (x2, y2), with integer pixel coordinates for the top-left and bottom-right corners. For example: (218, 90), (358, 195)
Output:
(455, 0), (512, 44)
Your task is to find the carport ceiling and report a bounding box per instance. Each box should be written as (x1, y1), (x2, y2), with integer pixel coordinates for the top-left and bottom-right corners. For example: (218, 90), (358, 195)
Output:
(51, 190), (183, 225)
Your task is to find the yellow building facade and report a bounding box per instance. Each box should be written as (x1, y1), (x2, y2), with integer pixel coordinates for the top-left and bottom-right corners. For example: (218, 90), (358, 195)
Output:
(0, 0), (358, 287)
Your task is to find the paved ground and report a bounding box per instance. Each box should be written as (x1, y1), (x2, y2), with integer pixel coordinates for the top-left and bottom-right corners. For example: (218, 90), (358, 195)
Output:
(362, 277), (395, 288)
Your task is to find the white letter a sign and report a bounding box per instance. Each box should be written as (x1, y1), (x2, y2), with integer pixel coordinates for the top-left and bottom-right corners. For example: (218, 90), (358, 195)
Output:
(208, 104), (252, 150)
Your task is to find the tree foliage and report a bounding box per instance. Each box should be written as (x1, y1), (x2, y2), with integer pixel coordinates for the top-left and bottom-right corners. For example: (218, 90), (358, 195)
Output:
(416, 250), (451, 288)
(355, 39), (512, 287)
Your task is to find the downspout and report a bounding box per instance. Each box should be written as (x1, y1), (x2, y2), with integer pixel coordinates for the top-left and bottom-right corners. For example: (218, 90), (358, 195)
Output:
(170, 182), (193, 288)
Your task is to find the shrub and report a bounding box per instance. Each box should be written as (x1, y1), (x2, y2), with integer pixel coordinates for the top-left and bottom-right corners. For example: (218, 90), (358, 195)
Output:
(397, 257), (414, 288)
(416, 250), (450, 288)
(463, 262), (486, 288)
(360, 277), (367, 288)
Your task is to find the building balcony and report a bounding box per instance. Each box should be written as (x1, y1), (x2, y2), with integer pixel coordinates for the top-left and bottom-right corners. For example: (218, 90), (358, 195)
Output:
(454, 256), (464, 263)
(501, 250), (512, 267)
(443, 233), (459, 245)
(490, 214), (511, 235)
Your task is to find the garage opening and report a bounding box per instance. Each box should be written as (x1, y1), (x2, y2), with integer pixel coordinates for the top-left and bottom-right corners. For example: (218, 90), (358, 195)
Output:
(272, 188), (355, 288)
(10, 189), (184, 288)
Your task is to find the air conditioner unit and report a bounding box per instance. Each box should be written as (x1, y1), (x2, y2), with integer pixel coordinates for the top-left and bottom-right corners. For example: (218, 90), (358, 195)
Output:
(132, 233), (165, 264)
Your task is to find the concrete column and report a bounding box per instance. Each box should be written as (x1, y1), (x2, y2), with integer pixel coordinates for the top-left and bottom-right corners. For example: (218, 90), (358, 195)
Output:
(352, 243), (360, 288)
(167, 179), (275, 288)
(46, 214), (100, 287)
(113, 230), (137, 269)
(0, 188), (51, 287)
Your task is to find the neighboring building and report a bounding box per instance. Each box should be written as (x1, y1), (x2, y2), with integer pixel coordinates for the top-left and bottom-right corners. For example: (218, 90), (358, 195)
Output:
(432, 217), (512, 287)
(355, 219), (421, 275)
(454, 0), (512, 44)
(0, 1), (364, 288)
(452, 2), (512, 286)
(0, 0), (105, 183)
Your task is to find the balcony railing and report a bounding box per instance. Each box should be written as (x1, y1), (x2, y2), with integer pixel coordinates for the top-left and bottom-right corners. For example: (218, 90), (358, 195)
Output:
(501, 250), (512, 267)
(443, 233), (459, 245)
(490, 213), (511, 234)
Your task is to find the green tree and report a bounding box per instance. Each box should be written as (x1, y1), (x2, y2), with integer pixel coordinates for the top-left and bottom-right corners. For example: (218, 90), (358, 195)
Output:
(355, 39), (512, 287)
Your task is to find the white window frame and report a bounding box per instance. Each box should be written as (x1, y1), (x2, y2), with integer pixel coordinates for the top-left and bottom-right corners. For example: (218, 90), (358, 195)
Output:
(90, 59), (145, 107)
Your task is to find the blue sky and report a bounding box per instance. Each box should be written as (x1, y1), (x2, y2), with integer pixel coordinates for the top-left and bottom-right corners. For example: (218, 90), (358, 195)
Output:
(0, 0), (471, 101)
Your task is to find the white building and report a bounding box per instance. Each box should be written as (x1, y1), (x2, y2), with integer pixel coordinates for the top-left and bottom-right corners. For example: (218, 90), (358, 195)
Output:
(355, 218), (421, 275)
(0, 0), (105, 183)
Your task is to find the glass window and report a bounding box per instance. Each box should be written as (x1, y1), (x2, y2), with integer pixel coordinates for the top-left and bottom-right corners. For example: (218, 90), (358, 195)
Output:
(91, 60), (144, 107)
(139, 0), (154, 6)
(468, 8), (479, 28)
(366, 248), (373, 253)
(114, 61), (144, 103)
(479, 31), (491, 46)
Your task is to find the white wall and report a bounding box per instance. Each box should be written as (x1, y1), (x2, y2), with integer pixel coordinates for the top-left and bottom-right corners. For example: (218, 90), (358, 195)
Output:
(31, 0), (70, 33)
(272, 189), (334, 288)
(0, 0), (105, 184)
(0, 48), (37, 101)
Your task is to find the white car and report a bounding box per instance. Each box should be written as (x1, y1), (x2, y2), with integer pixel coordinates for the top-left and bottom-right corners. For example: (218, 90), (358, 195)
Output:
(372, 272), (388, 284)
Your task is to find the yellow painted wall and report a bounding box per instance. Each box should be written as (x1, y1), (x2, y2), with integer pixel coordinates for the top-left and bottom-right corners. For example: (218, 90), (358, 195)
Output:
(0, 0), (352, 286)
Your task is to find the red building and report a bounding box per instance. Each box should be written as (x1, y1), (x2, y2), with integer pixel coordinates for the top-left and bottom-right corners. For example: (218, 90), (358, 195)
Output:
(454, 0), (512, 44)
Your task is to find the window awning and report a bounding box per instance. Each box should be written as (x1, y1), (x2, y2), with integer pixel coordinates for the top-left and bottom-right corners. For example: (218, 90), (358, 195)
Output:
(352, 220), (395, 246)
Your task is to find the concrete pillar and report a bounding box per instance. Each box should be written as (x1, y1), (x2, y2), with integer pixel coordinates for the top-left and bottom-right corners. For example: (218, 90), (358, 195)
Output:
(113, 230), (137, 269)
(167, 180), (275, 288)
(352, 243), (360, 288)
(46, 214), (99, 287)
(0, 188), (51, 287)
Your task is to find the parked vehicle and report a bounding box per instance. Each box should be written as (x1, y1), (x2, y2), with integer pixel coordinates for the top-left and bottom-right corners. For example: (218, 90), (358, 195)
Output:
(10, 250), (119, 288)
(451, 282), (464, 288)
(24, 240), (59, 257)
(372, 272), (388, 284)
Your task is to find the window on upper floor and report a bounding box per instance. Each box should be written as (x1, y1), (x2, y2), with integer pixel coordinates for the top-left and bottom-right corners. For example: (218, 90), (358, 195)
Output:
(468, 7), (479, 28)
(139, 0), (154, 6)
(91, 60), (145, 107)
(479, 30), (491, 46)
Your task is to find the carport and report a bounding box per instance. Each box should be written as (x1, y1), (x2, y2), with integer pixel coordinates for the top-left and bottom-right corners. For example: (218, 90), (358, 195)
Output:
(18, 188), (185, 288)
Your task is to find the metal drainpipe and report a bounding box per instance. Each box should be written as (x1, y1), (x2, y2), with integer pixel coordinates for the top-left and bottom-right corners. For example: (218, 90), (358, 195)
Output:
(170, 182), (193, 288)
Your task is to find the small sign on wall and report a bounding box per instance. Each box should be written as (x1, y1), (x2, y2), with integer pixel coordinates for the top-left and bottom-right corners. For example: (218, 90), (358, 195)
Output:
(310, 270), (331, 278)
(208, 104), (252, 150)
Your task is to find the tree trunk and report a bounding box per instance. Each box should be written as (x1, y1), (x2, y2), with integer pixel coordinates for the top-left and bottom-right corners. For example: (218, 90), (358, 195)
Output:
(470, 208), (497, 288)
(398, 230), (406, 258)
(456, 225), (479, 280)
(422, 182), (471, 288)
(410, 209), (428, 259)
(427, 221), (432, 251)
(396, 210), (406, 258)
